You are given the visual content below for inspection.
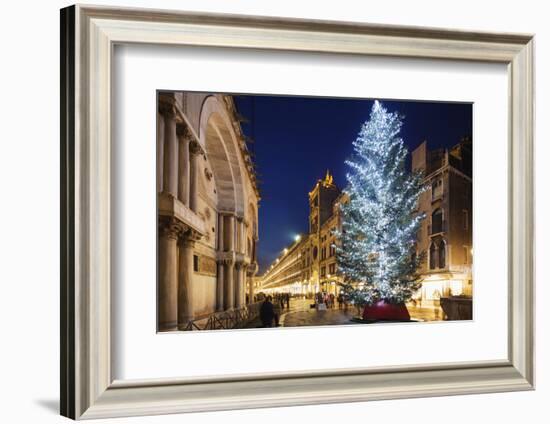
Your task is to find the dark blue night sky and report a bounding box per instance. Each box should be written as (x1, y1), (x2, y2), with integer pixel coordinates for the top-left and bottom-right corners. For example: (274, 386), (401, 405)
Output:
(234, 95), (472, 273)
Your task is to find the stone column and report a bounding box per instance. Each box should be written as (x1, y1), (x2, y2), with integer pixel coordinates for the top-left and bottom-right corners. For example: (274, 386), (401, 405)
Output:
(240, 219), (246, 254)
(161, 100), (178, 197)
(217, 213), (224, 251)
(234, 262), (243, 309)
(156, 111), (164, 193)
(242, 221), (247, 254)
(242, 264), (249, 306)
(227, 215), (235, 251)
(189, 140), (203, 212)
(235, 218), (242, 253)
(216, 213), (225, 312)
(158, 218), (181, 331)
(216, 260), (224, 312)
(223, 259), (234, 310)
(177, 233), (196, 329)
(248, 267), (256, 304)
(176, 124), (191, 206)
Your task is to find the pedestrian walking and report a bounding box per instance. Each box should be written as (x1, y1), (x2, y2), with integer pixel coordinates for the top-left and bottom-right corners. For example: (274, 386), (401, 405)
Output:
(259, 296), (279, 327)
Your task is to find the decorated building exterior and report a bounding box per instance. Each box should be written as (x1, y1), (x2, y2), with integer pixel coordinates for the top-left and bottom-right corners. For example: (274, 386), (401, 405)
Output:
(157, 92), (260, 331)
(260, 171), (346, 296)
(411, 137), (473, 305)
(259, 138), (473, 307)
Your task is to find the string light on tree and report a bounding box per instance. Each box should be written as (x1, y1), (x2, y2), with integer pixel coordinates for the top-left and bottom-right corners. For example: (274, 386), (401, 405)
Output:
(336, 100), (427, 314)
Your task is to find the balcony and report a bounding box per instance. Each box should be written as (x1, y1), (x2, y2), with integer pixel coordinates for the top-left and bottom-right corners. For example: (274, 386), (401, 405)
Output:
(158, 192), (206, 236)
(431, 187), (443, 202)
(428, 220), (447, 236)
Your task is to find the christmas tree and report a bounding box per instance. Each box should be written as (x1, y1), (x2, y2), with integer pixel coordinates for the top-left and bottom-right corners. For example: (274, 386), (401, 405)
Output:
(336, 100), (426, 310)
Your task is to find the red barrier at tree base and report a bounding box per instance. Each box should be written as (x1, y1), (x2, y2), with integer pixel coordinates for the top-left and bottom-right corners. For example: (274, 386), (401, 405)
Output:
(362, 300), (411, 321)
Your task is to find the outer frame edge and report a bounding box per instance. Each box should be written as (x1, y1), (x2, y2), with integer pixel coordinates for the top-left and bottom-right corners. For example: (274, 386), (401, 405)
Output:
(60, 4), (76, 421)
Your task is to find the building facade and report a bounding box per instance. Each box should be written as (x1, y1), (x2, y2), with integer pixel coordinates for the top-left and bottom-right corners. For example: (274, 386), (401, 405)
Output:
(411, 137), (473, 305)
(157, 92), (260, 331)
(259, 139), (473, 307)
(259, 171), (344, 296)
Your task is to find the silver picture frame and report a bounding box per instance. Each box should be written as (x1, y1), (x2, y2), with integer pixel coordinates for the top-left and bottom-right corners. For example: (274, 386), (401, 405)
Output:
(60, 4), (535, 420)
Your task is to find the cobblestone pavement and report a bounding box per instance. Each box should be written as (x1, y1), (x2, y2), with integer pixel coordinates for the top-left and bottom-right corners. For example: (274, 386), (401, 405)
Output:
(245, 298), (445, 329)
(408, 304), (445, 322)
(278, 298), (358, 327)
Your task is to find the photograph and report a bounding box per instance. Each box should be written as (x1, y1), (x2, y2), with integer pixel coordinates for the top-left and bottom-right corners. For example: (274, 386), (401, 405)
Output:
(52, 3), (536, 420)
(156, 92), (473, 332)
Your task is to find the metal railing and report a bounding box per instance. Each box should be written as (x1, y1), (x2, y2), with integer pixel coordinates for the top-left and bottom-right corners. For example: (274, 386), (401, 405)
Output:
(181, 302), (262, 331)
(428, 221), (447, 235)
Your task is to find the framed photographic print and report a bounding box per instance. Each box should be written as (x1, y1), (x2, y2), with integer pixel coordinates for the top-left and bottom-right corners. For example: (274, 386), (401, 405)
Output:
(61, 4), (535, 420)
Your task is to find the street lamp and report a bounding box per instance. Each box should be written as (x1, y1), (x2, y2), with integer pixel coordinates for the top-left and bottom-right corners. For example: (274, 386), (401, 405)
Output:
(294, 234), (301, 242)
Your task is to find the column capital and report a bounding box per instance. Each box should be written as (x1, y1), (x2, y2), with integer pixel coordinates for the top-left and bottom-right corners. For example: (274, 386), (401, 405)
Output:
(158, 94), (177, 119)
(189, 139), (205, 156)
(176, 123), (193, 140)
(218, 211), (236, 218)
(247, 262), (259, 276)
(217, 251), (235, 265)
(179, 228), (202, 247)
(159, 216), (185, 240)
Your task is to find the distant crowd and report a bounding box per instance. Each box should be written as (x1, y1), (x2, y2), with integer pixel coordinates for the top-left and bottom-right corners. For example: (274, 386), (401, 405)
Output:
(257, 290), (349, 327)
(312, 291), (347, 310)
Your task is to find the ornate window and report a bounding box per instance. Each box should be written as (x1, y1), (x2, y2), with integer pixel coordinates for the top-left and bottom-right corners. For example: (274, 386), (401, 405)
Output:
(438, 240), (446, 268)
(432, 179), (443, 200)
(431, 208), (443, 234)
(429, 242), (437, 269)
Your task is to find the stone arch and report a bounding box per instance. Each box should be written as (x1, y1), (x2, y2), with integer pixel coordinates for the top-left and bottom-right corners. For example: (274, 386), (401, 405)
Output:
(247, 202), (258, 261)
(248, 202), (258, 238)
(198, 96), (246, 216)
